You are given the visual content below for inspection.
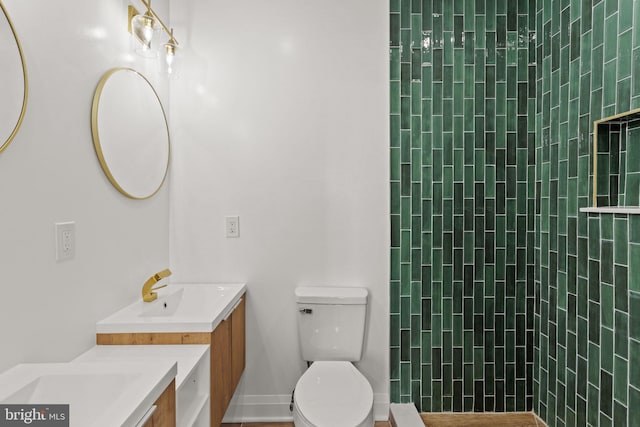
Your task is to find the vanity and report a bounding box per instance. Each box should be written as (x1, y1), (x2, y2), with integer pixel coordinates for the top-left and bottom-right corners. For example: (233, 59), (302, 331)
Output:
(75, 345), (210, 427)
(95, 283), (246, 427)
(0, 361), (177, 427)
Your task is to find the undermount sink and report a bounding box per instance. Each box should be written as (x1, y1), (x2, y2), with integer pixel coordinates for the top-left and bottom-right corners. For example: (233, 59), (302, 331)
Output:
(97, 283), (246, 333)
(0, 361), (176, 427)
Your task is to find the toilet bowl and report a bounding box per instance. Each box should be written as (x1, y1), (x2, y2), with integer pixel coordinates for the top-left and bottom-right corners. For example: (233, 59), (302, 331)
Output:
(293, 361), (374, 427)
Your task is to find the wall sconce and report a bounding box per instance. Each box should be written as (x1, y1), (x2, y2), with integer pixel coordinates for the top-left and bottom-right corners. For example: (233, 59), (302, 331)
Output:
(128, 0), (179, 76)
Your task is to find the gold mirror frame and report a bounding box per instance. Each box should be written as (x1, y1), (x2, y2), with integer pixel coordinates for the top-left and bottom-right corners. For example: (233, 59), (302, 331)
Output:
(91, 68), (170, 200)
(0, 0), (28, 153)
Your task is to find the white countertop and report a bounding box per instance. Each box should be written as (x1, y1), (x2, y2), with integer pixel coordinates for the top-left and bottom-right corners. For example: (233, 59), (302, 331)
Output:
(73, 345), (209, 392)
(96, 283), (246, 333)
(0, 361), (177, 427)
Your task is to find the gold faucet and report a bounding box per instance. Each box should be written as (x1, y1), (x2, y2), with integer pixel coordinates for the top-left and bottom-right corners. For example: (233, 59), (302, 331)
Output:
(142, 268), (172, 302)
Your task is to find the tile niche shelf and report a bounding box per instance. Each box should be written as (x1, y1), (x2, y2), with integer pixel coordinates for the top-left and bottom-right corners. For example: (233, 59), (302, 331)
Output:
(580, 108), (640, 215)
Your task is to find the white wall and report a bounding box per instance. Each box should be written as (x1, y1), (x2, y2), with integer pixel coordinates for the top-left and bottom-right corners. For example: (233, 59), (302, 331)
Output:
(169, 0), (390, 421)
(0, 0), (170, 372)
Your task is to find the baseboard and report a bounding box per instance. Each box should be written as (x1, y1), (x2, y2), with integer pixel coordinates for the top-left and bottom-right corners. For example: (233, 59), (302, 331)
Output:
(222, 393), (390, 423)
(374, 393), (390, 422)
(222, 394), (292, 423)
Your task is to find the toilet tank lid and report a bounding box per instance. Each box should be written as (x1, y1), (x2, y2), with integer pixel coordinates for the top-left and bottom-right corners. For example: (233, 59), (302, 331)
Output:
(295, 286), (368, 304)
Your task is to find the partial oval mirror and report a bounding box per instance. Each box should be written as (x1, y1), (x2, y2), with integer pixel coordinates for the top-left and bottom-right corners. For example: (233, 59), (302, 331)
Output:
(0, 1), (28, 153)
(91, 68), (170, 199)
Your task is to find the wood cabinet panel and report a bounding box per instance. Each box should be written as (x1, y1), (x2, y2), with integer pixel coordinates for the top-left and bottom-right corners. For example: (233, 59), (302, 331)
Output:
(231, 297), (245, 390)
(97, 332), (211, 345)
(211, 316), (232, 427)
(152, 379), (176, 427)
(141, 380), (176, 427)
(211, 295), (246, 426)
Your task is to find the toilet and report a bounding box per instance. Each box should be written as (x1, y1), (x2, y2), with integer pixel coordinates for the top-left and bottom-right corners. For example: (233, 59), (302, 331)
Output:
(292, 286), (374, 427)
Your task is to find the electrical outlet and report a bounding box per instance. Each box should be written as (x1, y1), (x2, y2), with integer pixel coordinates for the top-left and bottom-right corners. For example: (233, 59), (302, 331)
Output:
(55, 222), (75, 261)
(225, 216), (239, 238)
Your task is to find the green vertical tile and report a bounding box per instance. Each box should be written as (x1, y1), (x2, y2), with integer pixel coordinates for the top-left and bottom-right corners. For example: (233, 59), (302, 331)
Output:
(617, 30), (632, 80)
(630, 244), (640, 292)
(630, 386), (640, 427)
(615, 309), (628, 359)
(631, 291), (640, 344)
(630, 339), (640, 389)
(614, 218), (629, 264)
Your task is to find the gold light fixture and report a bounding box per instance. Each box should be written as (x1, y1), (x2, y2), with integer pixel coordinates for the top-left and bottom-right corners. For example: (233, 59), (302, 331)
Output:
(128, 0), (179, 75)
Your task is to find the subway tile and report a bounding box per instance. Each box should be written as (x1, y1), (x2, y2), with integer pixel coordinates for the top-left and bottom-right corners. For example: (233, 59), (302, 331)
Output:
(631, 338), (640, 390)
(631, 292), (640, 342)
(630, 387), (640, 427)
(614, 310), (629, 359)
(601, 326), (614, 374)
(612, 267), (629, 325)
(631, 244), (640, 292)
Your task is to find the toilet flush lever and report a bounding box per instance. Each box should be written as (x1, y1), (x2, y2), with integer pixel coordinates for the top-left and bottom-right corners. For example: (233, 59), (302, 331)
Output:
(299, 308), (313, 314)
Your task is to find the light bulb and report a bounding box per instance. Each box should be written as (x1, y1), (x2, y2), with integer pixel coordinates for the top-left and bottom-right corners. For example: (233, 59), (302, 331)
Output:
(163, 40), (178, 76)
(132, 12), (156, 50)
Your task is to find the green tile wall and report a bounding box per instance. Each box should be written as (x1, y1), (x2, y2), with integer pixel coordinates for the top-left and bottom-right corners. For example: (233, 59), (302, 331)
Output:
(535, 0), (640, 426)
(389, 0), (536, 412)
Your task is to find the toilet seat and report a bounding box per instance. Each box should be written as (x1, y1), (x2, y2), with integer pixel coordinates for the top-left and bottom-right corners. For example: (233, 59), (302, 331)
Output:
(294, 361), (374, 427)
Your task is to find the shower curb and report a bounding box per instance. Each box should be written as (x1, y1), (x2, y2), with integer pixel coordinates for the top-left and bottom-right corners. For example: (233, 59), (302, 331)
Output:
(389, 403), (423, 427)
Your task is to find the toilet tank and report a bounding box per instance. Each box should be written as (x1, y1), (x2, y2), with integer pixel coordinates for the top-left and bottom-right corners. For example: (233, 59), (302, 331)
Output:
(295, 286), (368, 362)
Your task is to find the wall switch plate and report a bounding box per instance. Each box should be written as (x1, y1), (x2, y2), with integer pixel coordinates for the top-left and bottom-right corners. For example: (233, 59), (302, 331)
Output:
(225, 216), (239, 238)
(55, 222), (75, 261)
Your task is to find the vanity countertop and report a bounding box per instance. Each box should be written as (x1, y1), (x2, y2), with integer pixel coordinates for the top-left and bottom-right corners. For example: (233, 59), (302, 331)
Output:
(0, 360), (176, 427)
(73, 344), (209, 392)
(96, 283), (246, 334)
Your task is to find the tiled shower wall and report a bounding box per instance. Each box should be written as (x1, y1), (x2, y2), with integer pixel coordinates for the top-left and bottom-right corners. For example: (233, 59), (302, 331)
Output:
(535, 0), (640, 426)
(389, 0), (536, 411)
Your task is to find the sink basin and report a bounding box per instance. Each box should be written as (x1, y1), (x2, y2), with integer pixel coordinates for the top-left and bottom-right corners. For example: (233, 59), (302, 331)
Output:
(97, 283), (246, 333)
(0, 361), (176, 427)
(140, 287), (184, 317)
(4, 373), (136, 403)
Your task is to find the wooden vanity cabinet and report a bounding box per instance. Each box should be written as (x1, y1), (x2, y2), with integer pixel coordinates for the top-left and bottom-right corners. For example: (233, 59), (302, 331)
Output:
(142, 379), (176, 427)
(211, 296), (246, 426)
(96, 295), (246, 427)
(230, 295), (245, 390)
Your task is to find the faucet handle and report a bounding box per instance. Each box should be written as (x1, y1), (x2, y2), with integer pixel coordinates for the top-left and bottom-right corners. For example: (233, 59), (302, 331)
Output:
(142, 268), (172, 302)
(152, 268), (172, 282)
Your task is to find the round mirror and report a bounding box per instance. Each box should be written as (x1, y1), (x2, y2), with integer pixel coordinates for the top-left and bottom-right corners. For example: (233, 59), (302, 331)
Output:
(0, 1), (28, 153)
(91, 68), (170, 199)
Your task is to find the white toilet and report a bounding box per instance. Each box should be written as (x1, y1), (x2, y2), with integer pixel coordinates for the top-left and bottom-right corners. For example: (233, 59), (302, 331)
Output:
(293, 286), (374, 427)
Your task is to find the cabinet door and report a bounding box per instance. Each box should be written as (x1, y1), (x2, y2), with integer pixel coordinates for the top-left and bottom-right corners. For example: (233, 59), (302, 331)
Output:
(210, 294), (246, 427)
(140, 380), (176, 427)
(231, 296), (246, 391)
(151, 379), (176, 427)
(211, 317), (232, 427)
